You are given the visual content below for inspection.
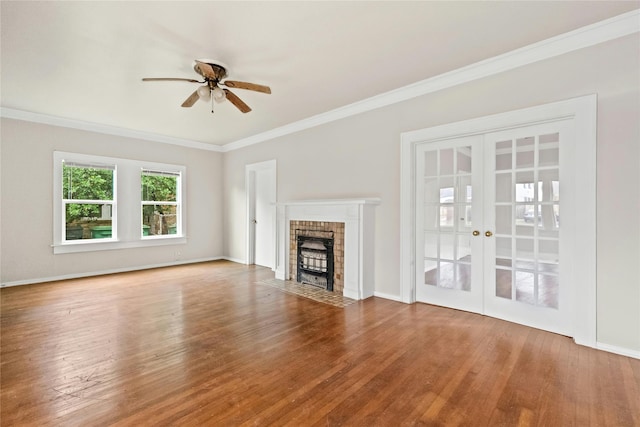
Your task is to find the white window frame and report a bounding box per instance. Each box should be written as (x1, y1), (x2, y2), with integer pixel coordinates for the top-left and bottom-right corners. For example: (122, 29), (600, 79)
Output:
(140, 168), (183, 240)
(61, 159), (118, 243)
(53, 152), (187, 254)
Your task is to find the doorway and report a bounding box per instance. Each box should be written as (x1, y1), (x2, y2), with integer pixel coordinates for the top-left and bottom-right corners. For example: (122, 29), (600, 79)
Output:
(415, 121), (570, 335)
(246, 160), (277, 269)
(401, 95), (597, 346)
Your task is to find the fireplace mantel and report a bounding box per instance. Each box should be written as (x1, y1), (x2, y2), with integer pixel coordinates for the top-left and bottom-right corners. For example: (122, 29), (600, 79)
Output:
(275, 198), (380, 300)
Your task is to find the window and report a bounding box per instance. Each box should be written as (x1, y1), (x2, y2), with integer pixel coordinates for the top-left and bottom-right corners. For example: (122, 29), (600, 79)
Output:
(141, 169), (181, 237)
(53, 152), (186, 254)
(62, 161), (116, 241)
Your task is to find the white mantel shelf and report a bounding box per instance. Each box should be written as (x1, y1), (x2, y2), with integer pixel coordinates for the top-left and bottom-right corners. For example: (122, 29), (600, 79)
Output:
(275, 198), (380, 300)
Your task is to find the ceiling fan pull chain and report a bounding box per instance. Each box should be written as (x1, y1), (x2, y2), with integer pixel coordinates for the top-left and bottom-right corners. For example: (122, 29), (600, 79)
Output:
(211, 92), (215, 114)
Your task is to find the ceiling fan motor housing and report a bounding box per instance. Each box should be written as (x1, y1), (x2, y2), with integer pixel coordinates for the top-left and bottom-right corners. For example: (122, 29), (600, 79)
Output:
(195, 62), (228, 82)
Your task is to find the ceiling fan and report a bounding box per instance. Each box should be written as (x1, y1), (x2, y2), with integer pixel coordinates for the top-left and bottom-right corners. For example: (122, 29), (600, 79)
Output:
(142, 60), (271, 113)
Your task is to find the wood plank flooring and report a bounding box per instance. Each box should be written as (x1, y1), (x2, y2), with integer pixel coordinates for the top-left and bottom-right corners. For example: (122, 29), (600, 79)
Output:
(1, 260), (639, 426)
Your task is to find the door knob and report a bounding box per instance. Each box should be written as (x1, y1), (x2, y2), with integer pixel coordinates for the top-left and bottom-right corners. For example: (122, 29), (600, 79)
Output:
(252, 219), (257, 224)
(472, 230), (480, 236)
(485, 231), (493, 237)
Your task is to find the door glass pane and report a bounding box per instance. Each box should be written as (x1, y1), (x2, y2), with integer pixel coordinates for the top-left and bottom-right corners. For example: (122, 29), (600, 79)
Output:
(539, 239), (559, 263)
(455, 175), (472, 203)
(495, 206), (512, 235)
(424, 151), (438, 176)
(515, 271), (535, 304)
(515, 172), (535, 202)
(424, 232), (438, 258)
(516, 137), (535, 168)
(539, 133), (559, 167)
(496, 140), (512, 171)
(537, 204), (560, 236)
(496, 269), (512, 299)
(439, 261), (454, 288)
(456, 147), (472, 173)
(423, 206), (439, 231)
(424, 177), (439, 203)
(459, 205), (473, 232)
(496, 237), (511, 262)
(515, 239), (535, 268)
(424, 259), (437, 286)
(440, 149), (454, 175)
(516, 204), (535, 236)
(457, 234), (472, 261)
(538, 169), (559, 202)
(440, 206), (454, 228)
(538, 274), (559, 308)
(455, 262), (471, 291)
(495, 173), (512, 203)
(439, 176), (454, 202)
(440, 233), (454, 260)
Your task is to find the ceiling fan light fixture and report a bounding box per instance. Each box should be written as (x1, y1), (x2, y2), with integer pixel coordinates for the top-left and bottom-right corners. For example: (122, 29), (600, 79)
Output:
(212, 86), (226, 103)
(196, 85), (211, 101)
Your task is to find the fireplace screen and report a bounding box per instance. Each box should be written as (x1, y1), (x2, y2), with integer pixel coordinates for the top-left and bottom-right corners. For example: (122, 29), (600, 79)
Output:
(296, 231), (334, 291)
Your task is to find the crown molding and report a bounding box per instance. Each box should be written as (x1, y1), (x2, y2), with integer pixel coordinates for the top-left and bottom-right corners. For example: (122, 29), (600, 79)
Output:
(0, 108), (224, 152)
(222, 8), (639, 152)
(1, 10), (637, 153)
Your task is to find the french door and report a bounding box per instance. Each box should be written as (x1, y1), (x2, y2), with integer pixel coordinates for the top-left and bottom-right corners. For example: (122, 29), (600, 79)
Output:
(416, 120), (571, 335)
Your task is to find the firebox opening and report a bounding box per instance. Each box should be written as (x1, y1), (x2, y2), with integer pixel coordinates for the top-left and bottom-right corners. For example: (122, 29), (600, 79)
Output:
(296, 230), (334, 291)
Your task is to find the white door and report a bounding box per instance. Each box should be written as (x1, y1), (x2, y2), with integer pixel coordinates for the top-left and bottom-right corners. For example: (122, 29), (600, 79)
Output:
(482, 121), (570, 335)
(246, 160), (276, 269)
(254, 168), (273, 268)
(416, 136), (484, 314)
(416, 120), (572, 335)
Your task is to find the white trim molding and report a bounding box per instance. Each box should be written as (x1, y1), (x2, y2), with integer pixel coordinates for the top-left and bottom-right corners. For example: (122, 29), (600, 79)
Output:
(0, 108), (223, 152)
(596, 342), (640, 360)
(245, 159), (277, 268)
(0, 257), (222, 288)
(400, 95), (597, 348)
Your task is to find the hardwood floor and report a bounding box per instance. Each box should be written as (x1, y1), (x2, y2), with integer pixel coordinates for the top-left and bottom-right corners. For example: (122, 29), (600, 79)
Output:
(1, 260), (638, 426)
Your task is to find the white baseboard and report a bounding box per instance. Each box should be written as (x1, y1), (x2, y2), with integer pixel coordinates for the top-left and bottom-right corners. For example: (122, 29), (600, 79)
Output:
(0, 257), (223, 288)
(373, 291), (403, 302)
(220, 256), (246, 264)
(596, 342), (640, 360)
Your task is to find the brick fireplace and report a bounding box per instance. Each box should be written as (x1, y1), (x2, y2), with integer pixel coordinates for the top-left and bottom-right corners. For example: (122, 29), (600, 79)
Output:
(290, 221), (345, 294)
(275, 198), (380, 300)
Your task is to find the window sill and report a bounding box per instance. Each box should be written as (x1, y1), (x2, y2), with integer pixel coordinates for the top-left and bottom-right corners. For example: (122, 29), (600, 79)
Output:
(53, 236), (187, 254)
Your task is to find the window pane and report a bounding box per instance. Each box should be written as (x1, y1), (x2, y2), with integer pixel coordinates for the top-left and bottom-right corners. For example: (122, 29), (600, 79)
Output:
(63, 165), (113, 200)
(65, 203), (113, 240)
(142, 204), (178, 236)
(142, 173), (177, 202)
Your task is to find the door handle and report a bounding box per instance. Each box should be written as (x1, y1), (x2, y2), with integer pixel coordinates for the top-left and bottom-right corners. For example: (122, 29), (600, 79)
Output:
(252, 219), (257, 224)
(485, 231), (493, 237)
(472, 230), (480, 236)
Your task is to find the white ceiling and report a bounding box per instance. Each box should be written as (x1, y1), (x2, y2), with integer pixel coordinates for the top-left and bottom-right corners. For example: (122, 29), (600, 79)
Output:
(1, 1), (638, 148)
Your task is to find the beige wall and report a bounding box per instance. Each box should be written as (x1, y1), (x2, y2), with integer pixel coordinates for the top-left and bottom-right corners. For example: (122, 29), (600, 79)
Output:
(223, 34), (640, 351)
(0, 119), (224, 283)
(1, 34), (637, 353)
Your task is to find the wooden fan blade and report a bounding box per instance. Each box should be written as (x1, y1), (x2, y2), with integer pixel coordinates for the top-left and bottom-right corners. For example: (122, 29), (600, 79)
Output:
(142, 77), (202, 83)
(181, 90), (200, 108)
(194, 60), (216, 80)
(223, 80), (271, 94)
(223, 89), (251, 113)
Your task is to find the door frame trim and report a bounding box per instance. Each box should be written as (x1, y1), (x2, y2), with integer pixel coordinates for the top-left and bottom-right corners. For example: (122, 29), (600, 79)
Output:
(400, 95), (597, 347)
(245, 159), (277, 268)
